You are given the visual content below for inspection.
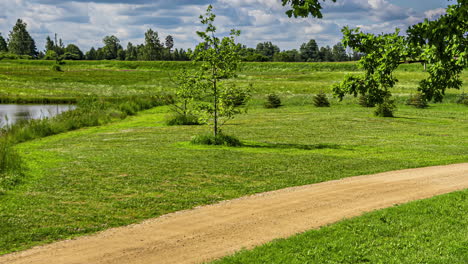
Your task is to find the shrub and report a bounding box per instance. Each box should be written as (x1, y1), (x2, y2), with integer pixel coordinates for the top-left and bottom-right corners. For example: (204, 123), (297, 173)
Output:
(456, 93), (468, 105)
(313, 92), (330, 107)
(406, 93), (429, 108)
(374, 98), (396, 117)
(191, 133), (242, 147)
(358, 95), (376, 107)
(264, 94), (282, 108)
(51, 64), (62, 72)
(166, 114), (200, 126)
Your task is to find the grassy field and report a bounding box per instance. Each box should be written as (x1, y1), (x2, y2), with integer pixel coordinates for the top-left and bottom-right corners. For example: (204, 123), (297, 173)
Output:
(1, 60), (466, 101)
(0, 60), (467, 257)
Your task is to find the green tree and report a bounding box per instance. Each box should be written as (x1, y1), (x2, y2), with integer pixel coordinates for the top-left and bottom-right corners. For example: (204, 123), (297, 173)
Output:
(85, 47), (97, 60)
(0, 34), (7, 52)
(333, 28), (405, 105)
(256, 42), (280, 60)
(144, 29), (162, 60)
(281, 0), (336, 18)
(300, 39), (319, 61)
(406, 0), (467, 102)
(319, 46), (333, 61)
(191, 5), (249, 137)
(125, 42), (137, 61)
(102, 35), (121, 59)
(332, 42), (348, 61)
(333, 0), (467, 105)
(7, 19), (37, 56)
(64, 44), (83, 60)
(165, 35), (174, 51)
(45, 36), (54, 52)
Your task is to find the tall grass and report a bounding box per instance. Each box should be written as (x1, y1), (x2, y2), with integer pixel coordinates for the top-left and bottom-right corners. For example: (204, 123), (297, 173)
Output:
(0, 136), (23, 194)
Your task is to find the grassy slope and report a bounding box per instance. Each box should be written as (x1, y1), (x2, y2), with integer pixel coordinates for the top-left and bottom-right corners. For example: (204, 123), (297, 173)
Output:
(213, 189), (468, 264)
(1, 102), (467, 254)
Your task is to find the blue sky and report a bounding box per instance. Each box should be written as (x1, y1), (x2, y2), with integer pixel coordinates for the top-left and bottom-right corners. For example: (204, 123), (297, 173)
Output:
(0, 0), (452, 52)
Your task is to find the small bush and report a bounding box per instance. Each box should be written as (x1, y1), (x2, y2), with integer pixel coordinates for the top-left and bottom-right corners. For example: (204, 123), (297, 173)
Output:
(358, 95), (376, 107)
(264, 94), (282, 108)
(51, 65), (62, 72)
(456, 93), (468, 105)
(166, 114), (200, 126)
(313, 92), (330, 107)
(374, 98), (396, 117)
(191, 133), (242, 147)
(406, 93), (428, 108)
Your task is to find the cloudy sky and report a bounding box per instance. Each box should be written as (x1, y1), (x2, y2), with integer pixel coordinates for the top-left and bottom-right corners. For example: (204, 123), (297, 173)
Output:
(0, 0), (451, 52)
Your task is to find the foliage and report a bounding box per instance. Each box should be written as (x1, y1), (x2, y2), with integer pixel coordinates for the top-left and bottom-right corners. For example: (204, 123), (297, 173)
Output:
(191, 133), (242, 147)
(313, 92), (330, 107)
(170, 69), (204, 125)
(374, 97), (396, 117)
(166, 113), (200, 126)
(456, 93), (468, 105)
(0, 34), (7, 52)
(333, 28), (405, 105)
(7, 19), (37, 56)
(51, 64), (62, 72)
(144, 29), (162, 61)
(406, 0), (468, 102)
(102, 35), (121, 60)
(334, 0), (467, 104)
(281, 0), (336, 18)
(64, 44), (84, 60)
(191, 5), (249, 137)
(406, 93), (429, 108)
(358, 94), (375, 107)
(264, 93), (282, 108)
(256, 42), (280, 61)
(0, 136), (23, 194)
(300, 39), (319, 62)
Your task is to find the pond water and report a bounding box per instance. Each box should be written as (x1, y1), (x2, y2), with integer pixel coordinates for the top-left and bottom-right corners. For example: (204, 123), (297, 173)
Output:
(0, 104), (76, 128)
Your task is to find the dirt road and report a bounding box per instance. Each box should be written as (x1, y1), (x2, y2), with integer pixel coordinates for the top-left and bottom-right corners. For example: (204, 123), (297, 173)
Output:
(1, 163), (467, 264)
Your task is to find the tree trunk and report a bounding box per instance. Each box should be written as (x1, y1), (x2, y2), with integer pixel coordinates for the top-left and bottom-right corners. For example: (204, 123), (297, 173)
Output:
(213, 79), (218, 137)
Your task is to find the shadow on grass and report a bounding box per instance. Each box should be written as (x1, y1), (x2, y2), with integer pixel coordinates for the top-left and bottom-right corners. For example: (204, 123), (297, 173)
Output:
(242, 141), (343, 150)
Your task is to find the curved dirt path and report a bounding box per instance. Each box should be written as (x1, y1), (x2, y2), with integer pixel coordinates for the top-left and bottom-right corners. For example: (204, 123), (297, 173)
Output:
(1, 163), (467, 264)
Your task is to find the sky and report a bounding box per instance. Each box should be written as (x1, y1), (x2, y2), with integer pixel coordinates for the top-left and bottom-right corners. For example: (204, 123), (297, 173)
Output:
(0, 0), (452, 52)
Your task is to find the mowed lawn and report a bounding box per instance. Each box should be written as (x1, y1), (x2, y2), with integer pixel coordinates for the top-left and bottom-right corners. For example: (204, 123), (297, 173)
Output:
(0, 60), (467, 257)
(1, 101), (467, 254)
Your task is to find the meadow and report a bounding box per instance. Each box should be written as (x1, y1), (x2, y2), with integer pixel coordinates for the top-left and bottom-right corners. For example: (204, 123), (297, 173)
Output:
(0, 60), (466, 259)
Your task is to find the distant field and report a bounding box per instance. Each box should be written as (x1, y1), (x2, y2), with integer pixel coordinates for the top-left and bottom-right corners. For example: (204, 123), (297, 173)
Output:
(0, 60), (466, 257)
(0, 60), (466, 101)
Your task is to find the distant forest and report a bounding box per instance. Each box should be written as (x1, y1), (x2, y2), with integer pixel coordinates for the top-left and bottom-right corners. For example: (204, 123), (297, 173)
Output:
(0, 19), (361, 62)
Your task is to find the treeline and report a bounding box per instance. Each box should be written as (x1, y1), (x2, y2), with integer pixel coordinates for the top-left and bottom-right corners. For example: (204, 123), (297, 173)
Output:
(0, 19), (361, 62)
(240, 40), (361, 62)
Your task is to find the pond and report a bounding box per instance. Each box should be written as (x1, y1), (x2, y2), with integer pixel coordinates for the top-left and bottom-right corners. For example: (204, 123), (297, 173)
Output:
(0, 104), (76, 128)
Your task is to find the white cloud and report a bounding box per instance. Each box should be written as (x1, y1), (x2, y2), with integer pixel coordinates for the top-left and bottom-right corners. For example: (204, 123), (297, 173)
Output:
(0, 0), (452, 52)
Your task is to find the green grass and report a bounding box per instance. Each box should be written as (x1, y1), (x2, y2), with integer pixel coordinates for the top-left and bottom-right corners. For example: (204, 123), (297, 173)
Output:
(0, 60), (467, 257)
(212, 189), (468, 264)
(0, 101), (466, 254)
(1, 60), (466, 101)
